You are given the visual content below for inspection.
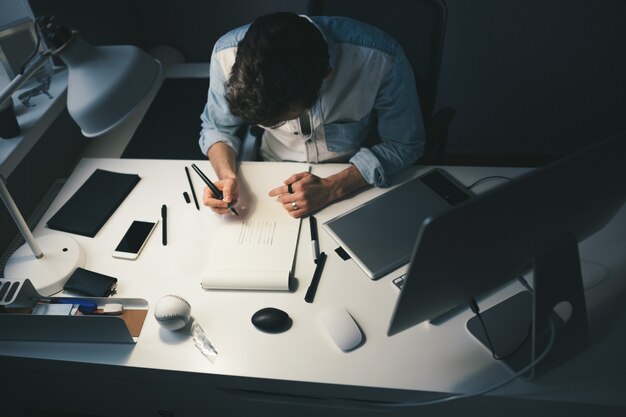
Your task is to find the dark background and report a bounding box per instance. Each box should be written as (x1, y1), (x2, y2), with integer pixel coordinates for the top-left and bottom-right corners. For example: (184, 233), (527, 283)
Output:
(3, 0), (626, 256)
(28, 0), (626, 162)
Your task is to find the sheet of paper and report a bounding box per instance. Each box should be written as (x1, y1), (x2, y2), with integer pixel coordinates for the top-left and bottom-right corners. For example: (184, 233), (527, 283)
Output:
(201, 162), (309, 290)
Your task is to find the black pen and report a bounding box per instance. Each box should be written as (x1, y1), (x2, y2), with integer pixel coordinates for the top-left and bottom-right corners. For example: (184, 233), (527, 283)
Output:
(310, 215), (320, 262)
(191, 163), (239, 216)
(161, 204), (167, 245)
(304, 252), (327, 303)
(185, 166), (200, 210)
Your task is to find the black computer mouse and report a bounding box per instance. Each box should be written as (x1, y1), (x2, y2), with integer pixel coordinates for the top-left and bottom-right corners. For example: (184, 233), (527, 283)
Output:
(251, 307), (291, 333)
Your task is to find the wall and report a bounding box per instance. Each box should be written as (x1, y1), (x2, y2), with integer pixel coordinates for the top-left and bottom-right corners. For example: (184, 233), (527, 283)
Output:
(28, 0), (626, 165)
(29, 0), (310, 61)
(436, 0), (626, 163)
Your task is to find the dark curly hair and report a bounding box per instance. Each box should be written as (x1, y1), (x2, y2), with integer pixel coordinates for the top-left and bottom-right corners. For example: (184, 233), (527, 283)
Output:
(225, 12), (329, 128)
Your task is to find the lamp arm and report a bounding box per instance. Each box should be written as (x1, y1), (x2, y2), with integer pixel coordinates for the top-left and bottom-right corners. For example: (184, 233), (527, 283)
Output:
(0, 51), (53, 108)
(0, 175), (43, 258)
(0, 52), (53, 259)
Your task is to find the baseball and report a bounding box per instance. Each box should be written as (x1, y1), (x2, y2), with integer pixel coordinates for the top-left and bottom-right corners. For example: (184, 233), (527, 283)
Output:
(154, 295), (192, 330)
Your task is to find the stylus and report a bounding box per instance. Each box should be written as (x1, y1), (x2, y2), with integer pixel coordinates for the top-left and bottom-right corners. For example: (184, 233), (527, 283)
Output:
(161, 204), (167, 246)
(185, 166), (200, 210)
(191, 163), (239, 216)
(304, 252), (327, 303)
(310, 215), (320, 262)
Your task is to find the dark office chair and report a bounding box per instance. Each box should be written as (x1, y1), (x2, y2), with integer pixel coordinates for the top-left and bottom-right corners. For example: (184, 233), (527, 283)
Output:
(309, 0), (453, 164)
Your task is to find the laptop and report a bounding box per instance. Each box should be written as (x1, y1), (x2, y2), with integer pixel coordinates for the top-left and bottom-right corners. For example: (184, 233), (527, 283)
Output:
(323, 168), (473, 279)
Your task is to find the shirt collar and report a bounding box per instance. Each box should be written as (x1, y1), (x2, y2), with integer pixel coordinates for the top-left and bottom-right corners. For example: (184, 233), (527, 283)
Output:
(300, 15), (336, 71)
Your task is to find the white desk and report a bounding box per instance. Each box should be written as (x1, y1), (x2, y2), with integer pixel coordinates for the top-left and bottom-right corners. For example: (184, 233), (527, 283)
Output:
(1, 158), (625, 416)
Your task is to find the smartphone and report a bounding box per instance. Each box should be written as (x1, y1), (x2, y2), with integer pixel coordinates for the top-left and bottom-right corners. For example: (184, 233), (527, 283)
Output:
(112, 220), (158, 260)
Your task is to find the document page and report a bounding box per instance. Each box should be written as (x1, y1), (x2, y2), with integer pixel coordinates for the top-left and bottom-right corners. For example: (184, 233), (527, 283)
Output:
(201, 162), (309, 290)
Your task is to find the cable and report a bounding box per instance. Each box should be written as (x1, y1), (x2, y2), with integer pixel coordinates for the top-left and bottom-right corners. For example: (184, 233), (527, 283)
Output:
(470, 299), (532, 361)
(466, 175), (512, 190)
(236, 318), (556, 410)
(326, 318), (557, 409)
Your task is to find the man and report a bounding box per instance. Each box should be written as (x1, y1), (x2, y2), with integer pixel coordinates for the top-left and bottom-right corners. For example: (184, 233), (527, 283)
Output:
(199, 12), (424, 218)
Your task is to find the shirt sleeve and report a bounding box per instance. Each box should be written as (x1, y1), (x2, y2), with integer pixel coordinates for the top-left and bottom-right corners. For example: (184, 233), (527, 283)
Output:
(198, 45), (244, 158)
(349, 48), (425, 187)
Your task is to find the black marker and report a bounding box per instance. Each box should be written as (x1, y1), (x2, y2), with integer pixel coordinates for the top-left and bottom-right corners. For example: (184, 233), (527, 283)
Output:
(161, 204), (167, 245)
(310, 215), (320, 262)
(191, 163), (239, 216)
(304, 252), (327, 303)
(185, 166), (200, 210)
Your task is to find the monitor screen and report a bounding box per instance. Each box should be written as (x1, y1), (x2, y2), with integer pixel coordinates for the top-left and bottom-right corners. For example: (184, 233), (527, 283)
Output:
(388, 132), (626, 337)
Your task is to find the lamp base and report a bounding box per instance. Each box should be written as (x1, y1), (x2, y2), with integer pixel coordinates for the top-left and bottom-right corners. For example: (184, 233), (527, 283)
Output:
(4, 234), (85, 296)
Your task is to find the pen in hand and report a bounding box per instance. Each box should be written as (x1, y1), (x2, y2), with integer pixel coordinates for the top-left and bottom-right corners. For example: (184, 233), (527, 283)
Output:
(191, 163), (239, 216)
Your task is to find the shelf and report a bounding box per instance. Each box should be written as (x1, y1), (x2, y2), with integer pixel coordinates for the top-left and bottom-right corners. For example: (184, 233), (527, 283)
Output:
(0, 67), (68, 178)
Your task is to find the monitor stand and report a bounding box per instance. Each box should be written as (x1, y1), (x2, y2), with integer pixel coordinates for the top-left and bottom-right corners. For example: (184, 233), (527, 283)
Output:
(467, 236), (589, 378)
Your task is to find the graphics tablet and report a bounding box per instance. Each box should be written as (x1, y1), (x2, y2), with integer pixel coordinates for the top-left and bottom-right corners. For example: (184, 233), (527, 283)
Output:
(323, 169), (473, 279)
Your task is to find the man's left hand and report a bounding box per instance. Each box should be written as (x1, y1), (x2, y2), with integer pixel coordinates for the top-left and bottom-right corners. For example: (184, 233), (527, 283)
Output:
(269, 171), (334, 218)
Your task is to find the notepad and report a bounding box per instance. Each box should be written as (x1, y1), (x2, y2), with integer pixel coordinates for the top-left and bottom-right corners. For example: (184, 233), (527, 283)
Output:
(47, 169), (140, 237)
(200, 162), (308, 291)
(201, 269), (290, 290)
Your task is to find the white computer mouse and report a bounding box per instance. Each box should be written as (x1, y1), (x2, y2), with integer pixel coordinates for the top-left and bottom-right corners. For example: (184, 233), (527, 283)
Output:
(317, 306), (363, 352)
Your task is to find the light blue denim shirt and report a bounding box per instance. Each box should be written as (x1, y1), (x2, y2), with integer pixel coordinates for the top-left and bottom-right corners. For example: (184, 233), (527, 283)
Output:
(199, 16), (425, 186)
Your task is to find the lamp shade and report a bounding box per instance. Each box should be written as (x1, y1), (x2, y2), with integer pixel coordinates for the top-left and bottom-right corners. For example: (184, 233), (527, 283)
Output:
(55, 36), (162, 137)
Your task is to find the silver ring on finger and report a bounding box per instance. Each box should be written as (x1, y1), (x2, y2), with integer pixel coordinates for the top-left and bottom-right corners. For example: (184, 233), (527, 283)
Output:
(291, 201), (299, 211)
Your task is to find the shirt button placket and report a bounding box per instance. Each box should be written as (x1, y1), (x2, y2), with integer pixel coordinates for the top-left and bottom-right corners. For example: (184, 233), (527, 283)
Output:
(307, 110), (319, 164)
(306, 139), (318, 164)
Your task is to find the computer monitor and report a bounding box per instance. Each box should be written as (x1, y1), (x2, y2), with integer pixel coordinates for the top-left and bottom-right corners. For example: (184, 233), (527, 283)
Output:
(387, 132), (626, 374)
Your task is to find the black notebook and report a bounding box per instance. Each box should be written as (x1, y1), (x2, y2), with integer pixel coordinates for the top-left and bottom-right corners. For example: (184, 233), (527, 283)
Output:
(47, 169), (141, 237)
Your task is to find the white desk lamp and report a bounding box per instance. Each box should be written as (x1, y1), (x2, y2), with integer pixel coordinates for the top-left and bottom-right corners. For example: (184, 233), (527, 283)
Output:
(0, 16), (161, 296)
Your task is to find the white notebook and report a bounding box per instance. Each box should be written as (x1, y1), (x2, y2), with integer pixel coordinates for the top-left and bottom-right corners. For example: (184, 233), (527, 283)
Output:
(201, 162), (309, 290)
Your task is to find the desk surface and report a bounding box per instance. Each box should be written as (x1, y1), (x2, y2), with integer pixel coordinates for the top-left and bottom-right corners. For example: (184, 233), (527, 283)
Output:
(1, 158), (625, 407)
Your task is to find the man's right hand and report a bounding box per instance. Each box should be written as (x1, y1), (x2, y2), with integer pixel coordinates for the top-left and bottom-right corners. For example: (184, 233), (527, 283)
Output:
(205, 141), (239, 215)
(203, 176), (239, 215)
